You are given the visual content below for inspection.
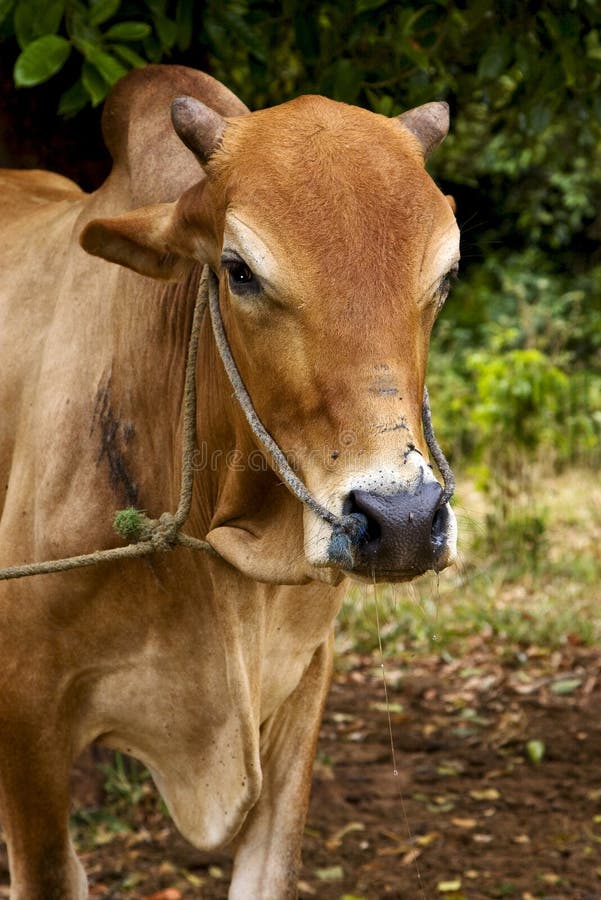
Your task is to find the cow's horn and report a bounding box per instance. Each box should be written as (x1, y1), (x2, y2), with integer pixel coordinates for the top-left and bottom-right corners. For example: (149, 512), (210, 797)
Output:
(171, 96), (226, 165)
(396, 101), (450, 158)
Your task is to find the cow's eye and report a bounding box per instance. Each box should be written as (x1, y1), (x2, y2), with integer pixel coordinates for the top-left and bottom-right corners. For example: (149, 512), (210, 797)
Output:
(221, 254), (259, 294)
(229, 262), (254, 284)
(437, 264), (459, 306)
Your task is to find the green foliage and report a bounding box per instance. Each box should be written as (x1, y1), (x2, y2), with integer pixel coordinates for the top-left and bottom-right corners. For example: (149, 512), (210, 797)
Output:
(6, 0), (192, 111)
(429, 245), (601, 469)
(14, 34), (71, 86)
(70, 751), (156, 848)
(99, 751), (152, 807)
(1, 0), (600, 504)
(337, 470), (601, 659)
(468, 349), (568, 457)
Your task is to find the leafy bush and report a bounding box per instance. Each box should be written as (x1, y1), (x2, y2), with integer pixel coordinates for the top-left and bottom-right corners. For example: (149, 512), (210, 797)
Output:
(0, 0), (192, 114)
(429, 248), (601, 469)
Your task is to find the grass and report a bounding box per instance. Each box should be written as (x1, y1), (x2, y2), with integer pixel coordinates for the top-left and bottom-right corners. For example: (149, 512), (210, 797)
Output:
(336, 469), (601, 661)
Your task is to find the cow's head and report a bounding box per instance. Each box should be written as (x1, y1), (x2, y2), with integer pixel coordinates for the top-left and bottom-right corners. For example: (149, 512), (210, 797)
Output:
(82, 90), (459, 586)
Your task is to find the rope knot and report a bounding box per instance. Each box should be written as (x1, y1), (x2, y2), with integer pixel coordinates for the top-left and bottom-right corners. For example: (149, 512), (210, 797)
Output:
(113, 507), (180, 552)
(150, 513), (179, 552)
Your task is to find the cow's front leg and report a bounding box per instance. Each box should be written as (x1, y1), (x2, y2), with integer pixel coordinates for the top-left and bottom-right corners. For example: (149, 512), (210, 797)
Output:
(0, 732), (87, 900)
(229, 638), (333, 900)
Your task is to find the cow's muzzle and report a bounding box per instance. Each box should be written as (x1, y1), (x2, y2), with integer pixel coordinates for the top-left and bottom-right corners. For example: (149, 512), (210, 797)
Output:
(333, 480), (455, 580)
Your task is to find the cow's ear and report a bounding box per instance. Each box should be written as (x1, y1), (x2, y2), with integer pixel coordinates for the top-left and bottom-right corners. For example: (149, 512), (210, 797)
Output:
(445, 195), (457, 214)
(80, 202), (202, 281)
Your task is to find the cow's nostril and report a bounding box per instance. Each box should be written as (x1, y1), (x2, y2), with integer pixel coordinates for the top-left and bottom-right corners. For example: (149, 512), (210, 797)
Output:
(346, 491), (381, 546)
(431, 504), (449, 551)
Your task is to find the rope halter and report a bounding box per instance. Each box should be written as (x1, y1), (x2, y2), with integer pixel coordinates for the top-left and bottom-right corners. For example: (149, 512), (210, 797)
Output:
(0, 267), (454, 582)
(207, 269), (455, 569)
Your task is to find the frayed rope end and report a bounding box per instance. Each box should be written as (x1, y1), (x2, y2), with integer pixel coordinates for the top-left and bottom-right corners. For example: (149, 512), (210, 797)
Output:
(114, 507), (146, 541)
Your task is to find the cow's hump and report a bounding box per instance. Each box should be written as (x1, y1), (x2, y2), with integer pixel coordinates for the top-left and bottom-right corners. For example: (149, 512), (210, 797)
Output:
(100, 65), (248, 206)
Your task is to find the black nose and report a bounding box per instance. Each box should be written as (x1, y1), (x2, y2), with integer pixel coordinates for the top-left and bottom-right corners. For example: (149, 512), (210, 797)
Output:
(346, 481), (450, 576)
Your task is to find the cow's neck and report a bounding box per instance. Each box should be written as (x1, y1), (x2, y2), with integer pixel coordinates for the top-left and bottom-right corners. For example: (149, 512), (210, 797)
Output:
(191, 281), (324, 585)
(103, 266), (320, 585)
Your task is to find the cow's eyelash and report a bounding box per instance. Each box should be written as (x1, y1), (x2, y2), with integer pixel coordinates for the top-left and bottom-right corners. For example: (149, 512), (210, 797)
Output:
(436, 265), (459, 307)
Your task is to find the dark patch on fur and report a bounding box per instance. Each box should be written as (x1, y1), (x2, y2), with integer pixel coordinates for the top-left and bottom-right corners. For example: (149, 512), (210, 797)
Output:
(376, 418), (408, 434)
(92, 378), (139, 507)
(369, 374), (400, 397)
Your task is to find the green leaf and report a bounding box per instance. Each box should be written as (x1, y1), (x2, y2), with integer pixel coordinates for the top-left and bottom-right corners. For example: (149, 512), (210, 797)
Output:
(551, 677), (582, 695)
(110, 43), (147, 68)
(152, 10), (178, 50)
(218, 8), (267, 63)
(80, 43), (127, 84)
(58, 79), (88, 116)
(0, 0), (15, 29)
(294, 14), (319, 60)
(585, 30), (601, 61)
(14, 0), (64, 49)
(315, 865), (344, 881)
(81, 60), (108, 105)
(438, 880), (462, 893)
(477, 34), (513, 81)
(539, 9), (561, 41)
(559, 43), (578, 88)
(175, 0), (193, 51)
(526, 100), (554, 134)
(104, 21), (151, 41)
(146, 0), (167, 13)
(355, 0), (388, 12)
(13, 34), (71, 86)
(327, 58), (364, 103)
(526, 739), (546, 763)
(67, 5), (99, 45)
(88, 0), (120, 27)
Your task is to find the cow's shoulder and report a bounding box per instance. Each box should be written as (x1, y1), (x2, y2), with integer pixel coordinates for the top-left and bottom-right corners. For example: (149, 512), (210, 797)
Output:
(99, 64), (249, 207)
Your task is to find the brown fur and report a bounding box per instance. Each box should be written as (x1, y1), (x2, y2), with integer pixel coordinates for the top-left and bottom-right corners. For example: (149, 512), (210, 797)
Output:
(0, 65), (459, 898)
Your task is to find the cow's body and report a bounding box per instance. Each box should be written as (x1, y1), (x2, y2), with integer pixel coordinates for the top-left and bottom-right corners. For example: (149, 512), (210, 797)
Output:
(0, 66), (459, 898)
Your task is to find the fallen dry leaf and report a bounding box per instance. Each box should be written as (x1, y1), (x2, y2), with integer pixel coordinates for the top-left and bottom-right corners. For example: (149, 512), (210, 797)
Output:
(452, 817), (477, 829)
(416, 831), (440, 847)
(437, 878), (462, 892)
(325, 821), (365, 850)
(401, 848), (422, 866)
(141, 890), (182, 900)
(469, 788), (500, 801)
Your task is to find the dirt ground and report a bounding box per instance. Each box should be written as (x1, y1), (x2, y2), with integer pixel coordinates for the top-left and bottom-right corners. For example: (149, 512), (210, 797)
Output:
(1, 644), (601, 900)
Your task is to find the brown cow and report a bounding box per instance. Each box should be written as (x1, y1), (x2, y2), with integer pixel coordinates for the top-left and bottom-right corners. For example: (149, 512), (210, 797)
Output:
(0, 65), (459, 898)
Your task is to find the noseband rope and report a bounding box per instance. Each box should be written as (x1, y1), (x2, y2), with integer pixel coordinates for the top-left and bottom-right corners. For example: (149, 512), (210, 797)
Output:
(422, 386), (455, 507)
(206, 270), (368, 565)
(207, 270), (454, 567)
(0, 267), (454, 581)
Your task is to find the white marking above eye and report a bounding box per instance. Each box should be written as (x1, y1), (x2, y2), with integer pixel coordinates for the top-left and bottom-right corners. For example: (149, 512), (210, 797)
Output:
(222, 212), (279, 290)
(418, 221), (461, 306)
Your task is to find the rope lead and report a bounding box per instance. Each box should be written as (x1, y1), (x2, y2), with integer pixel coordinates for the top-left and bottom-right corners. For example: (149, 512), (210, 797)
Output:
(0, 267), (454, 582)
